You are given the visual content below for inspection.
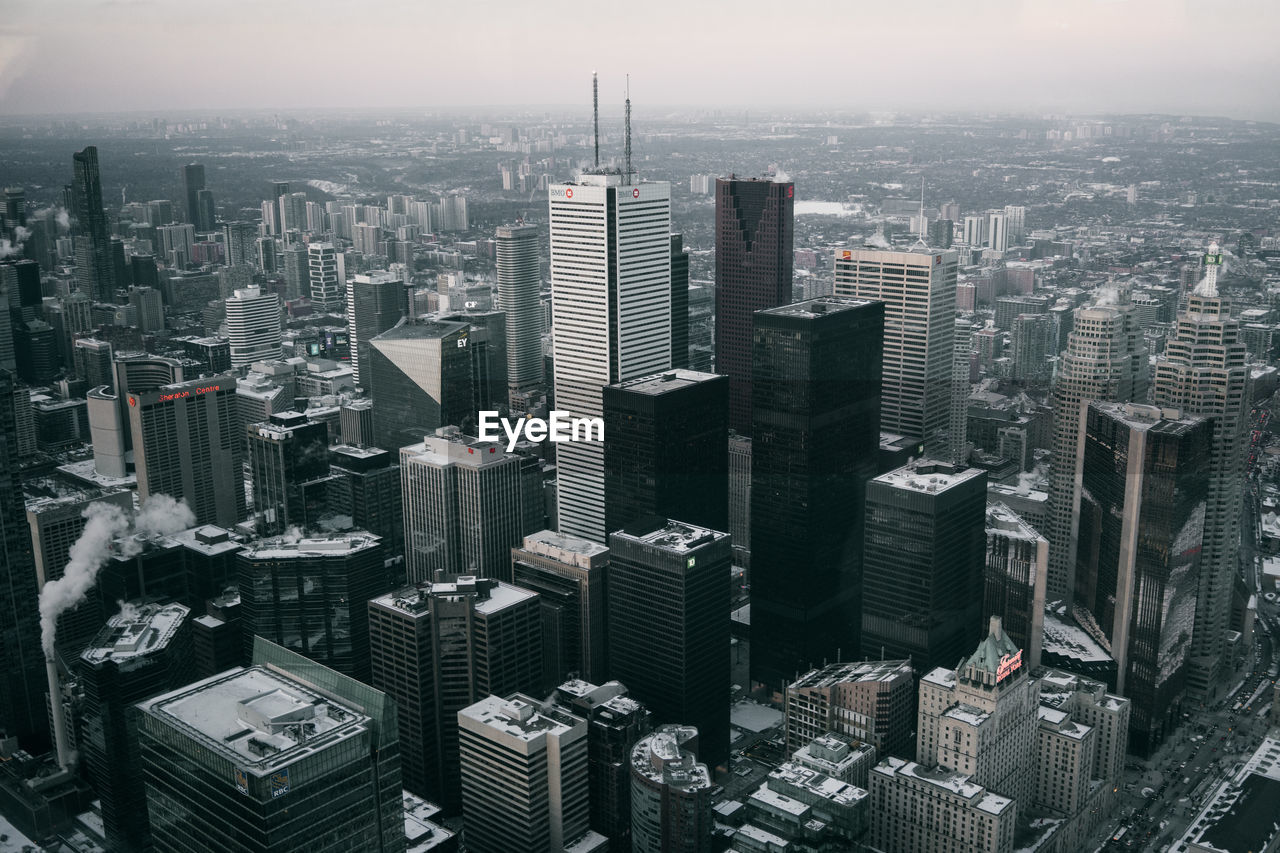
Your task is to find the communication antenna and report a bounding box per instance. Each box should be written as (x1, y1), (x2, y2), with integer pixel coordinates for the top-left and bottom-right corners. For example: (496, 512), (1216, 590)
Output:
(592, 71), (600, 170)
(913, 177), (928, 248)
(624, 74), (632, 184)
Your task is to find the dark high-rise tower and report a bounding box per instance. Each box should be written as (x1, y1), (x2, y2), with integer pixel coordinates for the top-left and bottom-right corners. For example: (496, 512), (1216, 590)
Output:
(603, 369), (729, 535)
(247, 412), (332, 535)
(608, 518), (732, 771)
(749, 297), (883, 692)
(0, 369), (44, 748)
(71, 146), (115, 302)
(861, 460), (988, 676)
(182, 163), (206, 228)
(670, 233), (690, 369)
(714, 177), (794, 434)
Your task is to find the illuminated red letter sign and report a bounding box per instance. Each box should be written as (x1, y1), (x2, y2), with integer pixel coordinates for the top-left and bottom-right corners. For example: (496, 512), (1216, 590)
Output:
(996, 649), (1023, 683)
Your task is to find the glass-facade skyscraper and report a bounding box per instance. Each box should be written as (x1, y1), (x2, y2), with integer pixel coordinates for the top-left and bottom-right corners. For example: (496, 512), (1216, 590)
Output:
(749, 297), (884, 692)
(367, 320), (474, 453)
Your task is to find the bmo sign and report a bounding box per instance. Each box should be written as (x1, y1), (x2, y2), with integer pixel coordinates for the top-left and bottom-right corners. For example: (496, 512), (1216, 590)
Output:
(549, 187), (573, 199)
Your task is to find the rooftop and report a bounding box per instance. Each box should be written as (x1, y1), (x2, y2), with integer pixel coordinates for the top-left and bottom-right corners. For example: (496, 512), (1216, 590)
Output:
(241, 531), (381, 560)
(518, 529), (610, 564)
(140, 666), (370, 776)
(81, 602), (190, 665)
(609, 369), (723, 396)
(371, 577), (534, 617)
(758, 296), (878, 319)
(459, 694), (582, 745)
(875, 459), (986, 494)
(612, 518), (728, 553)
(768, 762), (867, 808)
(791, 659), (914, 690)
(631, 725), (712, 791)
(986, 503), (1044, 541)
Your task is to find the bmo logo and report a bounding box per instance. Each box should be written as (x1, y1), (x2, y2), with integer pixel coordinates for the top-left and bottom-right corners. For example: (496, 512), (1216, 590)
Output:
(632, 188), (640, 198)
(550, 187), (572, 199)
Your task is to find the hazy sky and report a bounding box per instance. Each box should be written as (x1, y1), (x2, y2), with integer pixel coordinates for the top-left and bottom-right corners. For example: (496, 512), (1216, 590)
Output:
(1, 0), (1277, 120)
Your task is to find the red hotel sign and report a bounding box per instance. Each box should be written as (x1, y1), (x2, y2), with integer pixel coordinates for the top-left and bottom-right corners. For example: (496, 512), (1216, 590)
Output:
(996, 649), (1023, 683)
(157, 384), (222, 403)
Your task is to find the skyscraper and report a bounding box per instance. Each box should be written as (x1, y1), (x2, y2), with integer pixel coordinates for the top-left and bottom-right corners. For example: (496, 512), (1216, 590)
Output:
(987, 212), (1008, 253)
(1151, 245), (1248, 699)
(78, 602), (193, 853)
(1044, 289), (1149, 601)
(238, 531), (388, 682)
(400, 429), (541, 583)
(983, 503), (1048, 669)
(307, 241), (342, 311)
(223, 220), (258, 267)
(225, 285), (282, 367)
(71, 146), (115, 302)
(1074, 402), (1212, 755)
(281, 244), (309, 300)
(670, 233), (690, 369)
(127, 373), (245, 527)
(368, 576), (542, 811)
(549, 173), (672, 542)
(136, 664), (403, 853)
(347, 270), (406, 386)
(608, 518), (731, 770)
(950, 318), (974, 464)
(181, 163), (205, 227)
(602, 369), (729, 535)
(834, 245), (958, 447)
(861, 460), (988, 675)
(368, 320), (475, 452)
(247, 411), (332, 535)
(0, 370), (45, 748)
(495, 224), (544, 406)
(783, 660), (915, 759)
(714, 176), (794, 433)
(457, 694), (601, 853)
(1010, 313), (1054, 384)
(329, 445), (404, 559)
(749, 298), (884, 691)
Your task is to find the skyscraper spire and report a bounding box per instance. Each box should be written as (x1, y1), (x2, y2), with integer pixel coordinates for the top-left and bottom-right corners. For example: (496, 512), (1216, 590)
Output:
(624, 74), (632, 185)
(592, 71), (599, 170)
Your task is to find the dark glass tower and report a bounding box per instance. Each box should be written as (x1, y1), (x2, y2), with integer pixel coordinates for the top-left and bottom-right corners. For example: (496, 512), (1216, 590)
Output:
(247, 411), (332, 535)
(608, 518), (731, 771)
(367, 319), (475, 451)
(1074, 402), (1212, 756)
(78, 602), (194, 853)
(603, 369), (729, 536)
(671, 234), (690, 369)
(714, 177), (794, 434)
(749, 297), (883, 692)
(0, 369), (45, 748)
(182, 163), (205, 228)
(71, 146), (115, 302)
(861, 460), (988, 676)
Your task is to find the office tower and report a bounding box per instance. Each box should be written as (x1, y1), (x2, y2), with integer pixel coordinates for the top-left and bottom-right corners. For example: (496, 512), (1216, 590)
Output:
(1, 258), (42, 321)
(128, 285), (164, 333)
(155, 222), (196, 268)
(1151, 246), (1248, 699)
(255, 236), (276, 272)
(458, 694), (601, 853)
(511, 531), (610, 686)
(714, 177), (794, 434)
(329, 445), (403, 558)
(281, 244), (308, 299)
(553, 680), (652, 847)
(195, 189), (216, 232)
(602, 370), (729, 535)
(306, 241), (341, 311)
(1044, 290), (1149, 601)
(440, 308), (507, 412)
(727, 433), (751, 564)
(400, 429), (539, 583)
(862, 460), (988, 675)
(608, 519), (731, 770)
(783, 660), (915, 758)
(437, 195), (469, 232)
(834, 246), (958, 446)
(369, 577), (542, 810)
(181, 163), (205, 226)
(353, 223), (382, 256)
(495, 224), (544, 405)
(136, 663), (402, 853)
(347, 270), (406, 385)
(279, 191), (308, 234)
(14, 320), (59, 383)
(126, 373), (245, 527)
(983, 503), (1047, 670)
(3, 186), (24, 233)
(670, 233), (690, 369)
(630, 725), (714, 853)
(994, 295), (1050, 332)
(71, 146), (115, 302)
(247, 411), (332, 535)
(1074, 402), (1212, 754)
(928, 218), (954, 249)
(78, 602), (193, 853)
(549, 173), (672, 542)
(950, 319), (973, 464)
(238, 531), (387, 681)
(368, 319), (474, 451)
(987, 212), (1008, 253)
(750, 298), (883, 690)
(224, 285), (282, 368)
(223, 220), (258, 267)
(1003, 205), (1026, 243)
(1010, 313), (1054, 384)
(962, 214), (986, 248)
(0, 371), (44, 748)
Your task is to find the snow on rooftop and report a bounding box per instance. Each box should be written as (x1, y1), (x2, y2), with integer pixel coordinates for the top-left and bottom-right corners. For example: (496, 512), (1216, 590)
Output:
(242, 531), (381, 560)
(790, 659), (913, 689)
(876, 459), (985, 493)
(460, 694), (580, 744)
(730, 699), (784, 733)
(81, 602), (189, 665)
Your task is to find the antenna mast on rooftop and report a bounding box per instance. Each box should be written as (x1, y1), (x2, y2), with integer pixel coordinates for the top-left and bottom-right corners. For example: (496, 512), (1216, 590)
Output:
(913, 177), (929, 248)
(592, 71), (600, 169)
(624, 74), (632, 185)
